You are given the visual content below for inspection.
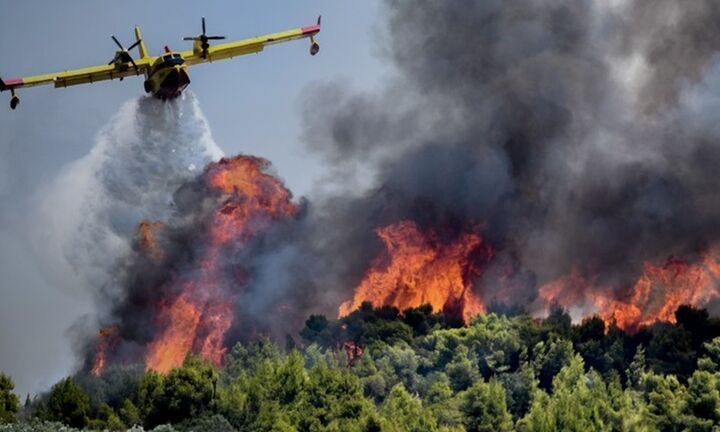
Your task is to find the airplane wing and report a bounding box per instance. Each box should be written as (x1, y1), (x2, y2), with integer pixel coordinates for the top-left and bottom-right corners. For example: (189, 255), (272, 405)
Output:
(180, 17), (321, 66)
(0, 59), (153, 91)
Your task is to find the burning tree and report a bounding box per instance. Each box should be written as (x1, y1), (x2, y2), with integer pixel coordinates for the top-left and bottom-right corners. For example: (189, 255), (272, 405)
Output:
(92, 155), (297, 375)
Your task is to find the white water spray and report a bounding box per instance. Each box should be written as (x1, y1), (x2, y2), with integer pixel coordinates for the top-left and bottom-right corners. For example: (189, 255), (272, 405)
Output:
(31, 93), (223, 302)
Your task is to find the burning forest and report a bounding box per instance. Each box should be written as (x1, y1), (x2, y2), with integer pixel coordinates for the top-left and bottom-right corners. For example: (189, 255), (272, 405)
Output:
(88, 147), (720, 375)
(90, 155), (299, 375)
(6, 0), (720, 430)
(79, 0), (720, 377)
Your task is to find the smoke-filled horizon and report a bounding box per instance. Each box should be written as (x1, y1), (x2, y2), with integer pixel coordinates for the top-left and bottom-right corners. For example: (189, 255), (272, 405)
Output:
(87, 0), (720, 374)
(292, 0), (720, 320)
(8, 0), (720, 389)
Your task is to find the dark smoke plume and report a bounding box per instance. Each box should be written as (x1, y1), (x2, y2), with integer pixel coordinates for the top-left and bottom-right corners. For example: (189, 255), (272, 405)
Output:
(88, 0), (720, 368)
(291, 0), (720, 316)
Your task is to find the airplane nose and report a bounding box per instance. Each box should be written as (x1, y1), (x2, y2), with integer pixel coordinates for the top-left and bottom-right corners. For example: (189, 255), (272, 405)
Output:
(164, 69), (180, 88)
(175, 67), (190, 88)
(158, 65), (191, 97)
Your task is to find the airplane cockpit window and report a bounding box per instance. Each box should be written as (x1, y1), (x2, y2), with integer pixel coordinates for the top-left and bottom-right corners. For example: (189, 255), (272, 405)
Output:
(157, 55), (185, 68)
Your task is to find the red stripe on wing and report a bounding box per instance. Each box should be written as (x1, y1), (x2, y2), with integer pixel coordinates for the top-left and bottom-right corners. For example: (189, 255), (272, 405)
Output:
(5, 78), (24, 87)
(301, 25), (321, 35)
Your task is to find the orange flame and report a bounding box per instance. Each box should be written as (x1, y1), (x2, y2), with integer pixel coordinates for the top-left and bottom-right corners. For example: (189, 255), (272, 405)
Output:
(137, 221), (165, 262)
(145, 293), (202, 373)
(338, 220), (492, 323)
(197, 301), (233, 366)
(539, 251), (720, 332)
(91, 326), (120, 376)
(142, 156), (297, 373)
(341, 219), (720, 332)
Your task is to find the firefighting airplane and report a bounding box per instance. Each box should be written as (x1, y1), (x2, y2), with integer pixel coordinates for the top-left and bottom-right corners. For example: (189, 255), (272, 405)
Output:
(0, 17), (321, 110)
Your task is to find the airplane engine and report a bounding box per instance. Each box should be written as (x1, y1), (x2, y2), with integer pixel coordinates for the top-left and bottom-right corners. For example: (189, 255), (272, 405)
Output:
(310, 41), (320, 56)
(10, 95), (20, 110)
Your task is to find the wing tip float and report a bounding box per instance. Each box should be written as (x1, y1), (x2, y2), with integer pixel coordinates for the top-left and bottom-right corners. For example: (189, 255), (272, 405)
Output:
(306, 16), (322, 56)
(0, 77), (22, 109)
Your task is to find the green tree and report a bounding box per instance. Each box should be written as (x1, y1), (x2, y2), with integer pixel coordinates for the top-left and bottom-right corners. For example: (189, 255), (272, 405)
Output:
(684, 370), (720, 430)
(425, 377), (463, 429)
(223, 338), (283, 384)
(459, 378), (513, 432)
(180, 414), (238, 432)
(698, 337), (720, 372)
(519, 355), (621, 432)
(218, 350), (307, 430)
(0, 373), (19, 423)
(626, 345), (646, 389)
(118, 398), (140, 427)
(675, 305), (720, 354)
(136, 370), (165, 427)
(371, 341), (422, 395)
(418, 314), (523, 380)
(542, 305), (572, 339)
(158, 356), (218, 425)
(301, 314), (345, 351)
(296, 361), (376, 431)
(26, 306), (720, 432)
(342, 303), (414, 346)
(497, 365), (537, 420)
(572, 316), (609, 374)
(604, 372), (650, 432)
(531, 338), (574, 390)
(90, 403), (124, 431)
(78, 364), (143, 414)
(646, 323), (696, 379)
(446, 346), (480, 392)
(380, 384), (438, 432)
(402, 304), (443, 337)
(43, 377), (90, 429)
(640, 371), (687, 432)
(356, 356), (388, 403)
(217, 381), (248, 429)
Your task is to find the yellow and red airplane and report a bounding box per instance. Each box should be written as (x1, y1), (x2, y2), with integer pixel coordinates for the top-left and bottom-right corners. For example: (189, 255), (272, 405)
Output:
(0, 17), (321, 110)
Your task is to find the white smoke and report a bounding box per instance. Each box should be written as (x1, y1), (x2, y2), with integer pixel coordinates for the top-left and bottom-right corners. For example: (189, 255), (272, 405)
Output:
(30, 92), (223, 309)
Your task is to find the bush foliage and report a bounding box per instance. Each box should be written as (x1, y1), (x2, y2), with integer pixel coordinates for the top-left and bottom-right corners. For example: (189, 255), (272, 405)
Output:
(4, 303), (720, 431)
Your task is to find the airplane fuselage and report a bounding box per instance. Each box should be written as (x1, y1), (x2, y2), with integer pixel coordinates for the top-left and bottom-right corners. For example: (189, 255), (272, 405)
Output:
(144, 53), (191, 100)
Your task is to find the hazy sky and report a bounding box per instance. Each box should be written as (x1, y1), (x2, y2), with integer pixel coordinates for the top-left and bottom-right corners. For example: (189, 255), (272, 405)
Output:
(0, 1), (384, 396)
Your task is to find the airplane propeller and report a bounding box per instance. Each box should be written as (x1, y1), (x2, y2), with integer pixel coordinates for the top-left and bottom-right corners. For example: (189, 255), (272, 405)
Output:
(183, 17), (226, 60)
(108, 35), (142, 72)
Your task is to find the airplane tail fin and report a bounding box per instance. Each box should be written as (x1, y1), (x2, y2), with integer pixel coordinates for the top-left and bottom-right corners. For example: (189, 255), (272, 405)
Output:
(0, 77), (7, 92)
(134, 26), (150, 59)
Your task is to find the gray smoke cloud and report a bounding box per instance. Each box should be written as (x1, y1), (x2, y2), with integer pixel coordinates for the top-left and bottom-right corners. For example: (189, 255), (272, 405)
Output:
(616, 0), (720, 111)
(276, 0), (720, 319)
